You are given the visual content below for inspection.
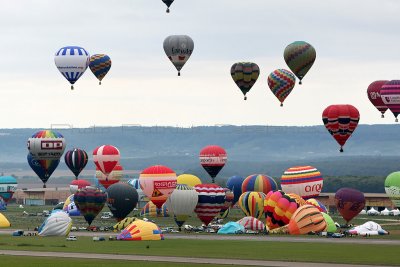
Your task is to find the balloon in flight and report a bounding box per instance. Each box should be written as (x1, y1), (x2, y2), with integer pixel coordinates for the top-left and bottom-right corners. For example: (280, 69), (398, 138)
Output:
(380, 80), (400, 122)
(367, 80), (388, 118)
(281, 166), (323, 199)
(107, 183), (138, 221)
(74, 187), (107, 225)
(89, 54), (111, 85)
(267, 69), (296, 106)
(163, 35), (194, 76)
(162, 0), (174, 13)
(64, 148), (88, 179)
(199, 145), (227, 183)
(283, 41), (316, 84)
(27, 154), (59, 188)
(230, 62), (260, 100)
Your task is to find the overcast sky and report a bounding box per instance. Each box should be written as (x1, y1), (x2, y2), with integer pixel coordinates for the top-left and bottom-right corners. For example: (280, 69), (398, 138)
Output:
(1, 0), (399, 128)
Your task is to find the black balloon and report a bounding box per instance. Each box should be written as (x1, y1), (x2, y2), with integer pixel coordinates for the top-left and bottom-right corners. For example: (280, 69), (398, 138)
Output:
(106, 183), (138, 221)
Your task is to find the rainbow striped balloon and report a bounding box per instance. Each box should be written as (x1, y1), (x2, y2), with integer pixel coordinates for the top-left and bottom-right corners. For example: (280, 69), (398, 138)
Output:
(242, 174), (277, 195)
(267, 69), (296, 106)
(238, 191), (266, 219)
(281, 166), (323, 200)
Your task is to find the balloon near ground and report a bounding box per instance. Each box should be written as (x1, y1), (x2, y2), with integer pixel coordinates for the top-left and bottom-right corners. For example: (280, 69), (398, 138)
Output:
(70, 179), (91, 194)
(107, 183), (138, 221)
(306, 198), (327, 213)
(140, 202), (169, 217)
(0, 213), (10, 228)
(139, 165), (177, 209)
(281, 166), (323, 199)
(64, 148), (88, 179)
(89, 54), (111, 85)
(162, 0), (174, 13)
(163, 35), (194, 76)
(264, 190), (299, 230)
(166, 184), (198, 230)
(335, 188), (365, 223)
(96, 164), (123, 189)
(267, 69), (296, 106)
(283, 41), (316, 84)
(199, 145), (227, 183)
(0, 176), (18, 203)
(54, 46), (90, 90)
(322, 212), (337, 233)
(237, 216), (265, 231)
(367, 80), (388, 118)
(27, 130), (66, 161)
(380, 80), (400, 122)
(63, 194), (80, 216)
(226, 175), (245, 206)
(74, 188), (107, 225)
(385, 172), (400, 208)
(242, 174), (277, 195)
(288, 205), (326, 235)
(113, 217), (136, 231)
(322, 104), (360, 152)
(286, 193), (307, 206)
(176, 174), (202, 187)
(230, 62), (260, 100)
(238, 191), (266, 219)
(38, 211), (72, 237)
(194, 184), (225, 226)
(219, 188), (234, 218)
(117, 220), (164, 241)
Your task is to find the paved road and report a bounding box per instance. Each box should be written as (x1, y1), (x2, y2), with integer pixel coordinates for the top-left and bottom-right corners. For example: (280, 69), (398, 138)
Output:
(0, 250), (392, 267)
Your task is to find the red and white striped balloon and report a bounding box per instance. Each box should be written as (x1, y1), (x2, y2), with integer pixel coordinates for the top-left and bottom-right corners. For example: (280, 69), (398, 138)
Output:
(93, 145), (120, 177)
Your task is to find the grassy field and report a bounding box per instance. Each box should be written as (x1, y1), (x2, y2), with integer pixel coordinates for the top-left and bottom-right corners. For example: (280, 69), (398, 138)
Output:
(0, 255), (230, 267)
(0, 236), (399, 265)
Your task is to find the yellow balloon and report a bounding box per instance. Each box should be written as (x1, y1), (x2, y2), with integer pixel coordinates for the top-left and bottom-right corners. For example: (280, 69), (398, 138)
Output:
(0, 213), (10, 228)
(177, 174), (202, 187)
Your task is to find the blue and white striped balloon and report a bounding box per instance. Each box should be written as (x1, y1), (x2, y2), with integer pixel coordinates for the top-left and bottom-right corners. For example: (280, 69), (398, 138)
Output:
(54, 46), (90, 90)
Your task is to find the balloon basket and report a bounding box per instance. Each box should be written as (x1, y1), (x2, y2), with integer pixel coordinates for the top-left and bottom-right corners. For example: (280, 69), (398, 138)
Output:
(166, 8), (170, 13)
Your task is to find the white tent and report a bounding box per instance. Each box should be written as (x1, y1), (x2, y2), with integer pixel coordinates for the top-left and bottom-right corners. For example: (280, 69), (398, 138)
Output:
(390, 209), (400, 216)
(367, 207), (379, 215)
(380, 208), (390, 216)
(38, 211), (72, 236)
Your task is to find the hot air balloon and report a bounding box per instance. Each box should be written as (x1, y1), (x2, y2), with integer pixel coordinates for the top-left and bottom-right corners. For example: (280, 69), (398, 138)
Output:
(380, 80), (400, 122)
(237, 216), (266, 232)
(306, 198), (327, 213)
(38, 211), (73, 237)
(166, 184), (198, 230)
(0, 176), (17, 204)
(139, 165), (177, 209)
(283, 41), (316, 84)
(199, 145), (227, 183)
(54, 46), (90, 90)
(226, 175), (245, 206)
(194, 184), (225, 226)
(140, 201), (169, 217)
(176, 174), (202, 187)
(93, 145), (120, 187)
(219, 188), (234, 218)
(280, 166), (323, 199)
(286, 193), (307, 206)
(74, 187), (107, 225)
(367, 80), (388, 118)
(107, 183), (138, 221)
(62, 194), (81, 216)
(384, 172), (400, 207)
(162, 0), (174, 13)
(113, 217), (136, 231)
(70, 179), (91, 194)
(27, 154), (59, 188)
(64, 148), (88, 179)
(288, 205), (326, 235)
(242, 174), (277, 195)
(322, 104), (360, 152)
(322, 212), (337, 233)
(267, 69), (296, 107)
(264, 190), (299, 230)
(334, 188), (365, 224)
(238, 191), (266, 219)
(89, 54), (111, 85)
(163, 35), (194, 76)
(117, 220), (164, 241)
(96, 164), (123, 189)
(0, 213), (10, 228)
(127, 178), (145, 200)
(27, 130), (66, 161)
(230, 62), (260, 100)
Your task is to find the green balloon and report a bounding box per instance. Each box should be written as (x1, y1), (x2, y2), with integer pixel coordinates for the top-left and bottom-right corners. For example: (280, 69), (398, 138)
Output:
(385, 172), (400, 207)
(322, 212), (337, 233)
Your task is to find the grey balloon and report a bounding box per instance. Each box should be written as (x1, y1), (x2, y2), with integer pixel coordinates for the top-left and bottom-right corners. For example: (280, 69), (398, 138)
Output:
(163, 35), (194, 76)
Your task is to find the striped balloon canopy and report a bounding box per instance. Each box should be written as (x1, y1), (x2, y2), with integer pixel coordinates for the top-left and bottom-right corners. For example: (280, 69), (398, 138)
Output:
(96, 164), (123, 189)
(264, 190), (299, 230)
(89, 54), (111, 85)
(64, 148), (88, 179)
(322, 104), (360, 152)
(199, 145), (227, 183)
(267, 69), (296, 106)
(238, 191), (266, 219)
(140, 201), (169, 217)
(230, 62), (260, 100)
(194, 184), (225, 226)
(380, 80), (400, 122)
(93, 145), (120, 177)
(237, 216), (265, 231)
(242, 174), (277, 195)
(281, 166), (323, 199)
(74, 187), (107, 225)
(283, 41), (316, 84)
(288, 205), (326, 235)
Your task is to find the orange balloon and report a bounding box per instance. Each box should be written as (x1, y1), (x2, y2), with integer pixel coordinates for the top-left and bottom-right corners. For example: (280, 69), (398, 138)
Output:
(287, 193), (307, 206)
(288, 205), (326, 235)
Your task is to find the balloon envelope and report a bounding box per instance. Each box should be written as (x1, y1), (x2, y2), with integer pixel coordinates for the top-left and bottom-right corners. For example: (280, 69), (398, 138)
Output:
(140, 201), (169, 217)
(288, 205), (326, 235)
(64, 148), (88, 178)
(226, 175), (245, 206)
(199, 145), (227, 182)
(166, 184), (198, 228)
(322, 212), (337, 233)
(264, 190), (299, 230)
(367, 80), (388, 117)
(74, 188), (107, 225)
(334, 188), (365, 223)
(117, 220), (164, 241)
(0, 213), (10, 228)
(385, 172), (400, 207)
(62, 194), (81, 216)
(283, 41), (316, 84)
(267, 69), (296, 106)
(107, 183), (138, 221)
(194, 184), (225, 226)
(27, 130), (66, 161)
(163, 35), (194, 76)
(89, 54), (111, 84)
(281, 166), (323, 199)
(38, 211), (72, 236)
(238, 191), (266, 219)
(70, 179), (91, 194)
(380, 80), (400, 121)
(242, 174), (277, 195)
(96, 164), (123, 189)
(237, 216), (265, 231)
(176, 174), (202, 187)
(230, 62), (260, 100)
(93, 145), (120, 177)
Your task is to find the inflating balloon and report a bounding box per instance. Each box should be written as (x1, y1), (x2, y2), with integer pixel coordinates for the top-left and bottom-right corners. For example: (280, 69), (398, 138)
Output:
(38, 211), (72, 236)
(322, 212), (337, 233)
(177, 174), (202, 187)
(62, 194), (80, 216)
(335, 188), (365, 223)
(166, 184), (198, 230)
(230, 62), (260, 100)
(384, 172), (400, 208)
(238, 191), (266, 219)
(306, 198), (327, 213)
(89, 54), (111, 85)
(288, 205), (326, 235)
(117, 220), (164, 241)
(54, 46), (90, 90)
(199, 145), (227, 183)
(226, 175), (245, 206)
(107, 183), (138, 221)
(281, 166), (323, 199)
(267, 69), (296, 106)
(64, 148), (88, 179)
(242, 174), (277, 195)
(162, 0), (174, 13)
(380, 80), (400, 122)
(113, 217), (136, 231)
(194, 184), (225, 226)
(237, 216), (265, 232)
(163, 35), (194, 76)
(27, 154), (59, 188)
(70, 179), (90, 194)
(264, 190), (299, 230)
(74, 188), (107, 225)
(286, 193), (307, 206)
(322, 104), (360, 152)
(283, 41), (316, 84)
(140, 201), (169, 217)
(219, 188), (234, 218)
(367, 80), (388, 118)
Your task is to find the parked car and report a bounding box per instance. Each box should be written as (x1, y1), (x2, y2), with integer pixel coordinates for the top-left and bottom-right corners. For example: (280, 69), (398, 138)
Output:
(87, 226), (99, 232)
(12, 230), (24, 236)
(331, 233), (345, 238)
(101, 215), (111, 219)
(93, 236), (105, 241)
(70, 226), (77, 231)
(66, 236), (77, 241)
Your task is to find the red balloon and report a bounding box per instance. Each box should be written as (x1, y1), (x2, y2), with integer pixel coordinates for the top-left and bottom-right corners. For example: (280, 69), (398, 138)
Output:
(194, 184), (225, 226)
(199, 145), (227, 183)
(93, 145), (120, 176)
(335, 188), (365, 223)
(322, 105), (360, 152)
(380, 80), (400, 122)
(70, 179), (91, 194)
(367, 80), (388, 118)
(96, 164), (123, 189)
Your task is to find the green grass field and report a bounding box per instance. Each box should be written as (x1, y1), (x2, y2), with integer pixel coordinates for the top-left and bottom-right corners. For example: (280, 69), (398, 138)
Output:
(0, 236), (399, 265)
